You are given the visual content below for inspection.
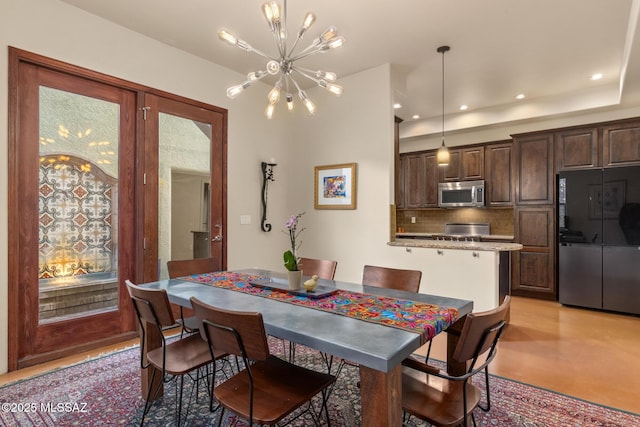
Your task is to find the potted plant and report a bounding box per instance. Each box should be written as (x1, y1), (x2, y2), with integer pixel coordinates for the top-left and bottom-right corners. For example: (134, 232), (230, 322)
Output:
(283, 212), (305, 290)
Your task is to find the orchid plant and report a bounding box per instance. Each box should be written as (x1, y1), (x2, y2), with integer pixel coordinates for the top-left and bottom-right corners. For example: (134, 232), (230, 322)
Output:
(283, 212), (305, 271)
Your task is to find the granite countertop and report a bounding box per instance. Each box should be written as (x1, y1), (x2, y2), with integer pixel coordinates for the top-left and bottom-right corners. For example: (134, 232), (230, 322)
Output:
(389, 238), (523, 252)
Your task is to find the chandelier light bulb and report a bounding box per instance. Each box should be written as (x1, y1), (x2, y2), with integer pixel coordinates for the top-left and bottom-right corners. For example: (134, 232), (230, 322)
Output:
(265, 103), (275, 119)
(316, 70), (337, 81)
(326, 36), (345, 50)
(268, 81), (282, 105)
(298, 90), (317, 115)
(318, 26), (338, 44)
(218, 29), (237, 46)
(227, 84), (246, 99)
(300, 12), (316, 34)
(262, 2), (281, 25)
(319, 80), (343, 96)
(247, 70), (267, 81)
(286, 94), (295, 111)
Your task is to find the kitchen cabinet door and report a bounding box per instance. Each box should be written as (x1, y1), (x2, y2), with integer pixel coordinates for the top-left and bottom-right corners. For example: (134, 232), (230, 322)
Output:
(511, 206), (556, 299)
(461, 146), (484, 180)
(602, 119), (640, 166)
(485, 141), (513, 206)
(439, 149), (461, 182)
(555, 127), (600, 170)
(513, 133), (554, 205)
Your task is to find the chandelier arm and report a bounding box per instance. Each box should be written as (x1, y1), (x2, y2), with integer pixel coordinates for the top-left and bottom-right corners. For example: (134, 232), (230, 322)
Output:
(290, 47), (325, 62)
(292, 68), (319, 84)
(247, 46), (278, 61)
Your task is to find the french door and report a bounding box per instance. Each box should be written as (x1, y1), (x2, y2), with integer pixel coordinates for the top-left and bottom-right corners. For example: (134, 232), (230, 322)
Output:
(141, 94), (226, 283)
(8, 48), (227, 370)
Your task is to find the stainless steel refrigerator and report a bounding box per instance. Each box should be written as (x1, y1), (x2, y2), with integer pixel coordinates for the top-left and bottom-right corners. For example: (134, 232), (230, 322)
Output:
(558, 166), (640, 314)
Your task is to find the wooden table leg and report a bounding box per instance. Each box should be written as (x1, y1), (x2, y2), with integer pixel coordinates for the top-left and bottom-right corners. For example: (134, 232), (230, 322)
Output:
(140, 320), (163, 400)
(359, 364), (402, 427)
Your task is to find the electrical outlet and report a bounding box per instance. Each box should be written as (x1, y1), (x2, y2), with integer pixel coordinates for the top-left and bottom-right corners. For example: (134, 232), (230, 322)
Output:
(411, 217), (416, 224)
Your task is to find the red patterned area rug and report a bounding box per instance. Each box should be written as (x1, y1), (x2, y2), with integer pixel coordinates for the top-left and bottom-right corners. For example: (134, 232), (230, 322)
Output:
(1, 340), (638, 426)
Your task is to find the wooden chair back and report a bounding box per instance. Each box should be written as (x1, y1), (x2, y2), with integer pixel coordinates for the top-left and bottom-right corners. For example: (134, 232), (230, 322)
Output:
(454, 295), (511, 365)
(298, 257), (337, 280)
(126, 279), (175, 328)
(190, 297), (270, 361)
(362, 265), (422, 293)
(167, 257), (217, 278)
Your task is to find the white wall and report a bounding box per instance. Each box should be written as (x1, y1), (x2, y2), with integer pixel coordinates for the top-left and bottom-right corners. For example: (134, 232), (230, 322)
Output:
(287, 64), (397, 283)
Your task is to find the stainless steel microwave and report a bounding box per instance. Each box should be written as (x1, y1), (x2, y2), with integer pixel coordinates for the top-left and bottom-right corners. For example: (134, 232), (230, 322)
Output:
(438, 180), (485, 208)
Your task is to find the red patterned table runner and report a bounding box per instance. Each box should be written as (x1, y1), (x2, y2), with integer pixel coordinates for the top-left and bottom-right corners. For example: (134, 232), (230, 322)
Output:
(183, 271), (459, 343)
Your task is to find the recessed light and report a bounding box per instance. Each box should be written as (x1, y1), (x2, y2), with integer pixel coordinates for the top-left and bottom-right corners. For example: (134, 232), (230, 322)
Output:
(393, 103), (402, 109)
(412, 114), (420, 120)
(459, 105), (468, 111)
(591, 73), (603, 81)
(515, 93), (526, 100)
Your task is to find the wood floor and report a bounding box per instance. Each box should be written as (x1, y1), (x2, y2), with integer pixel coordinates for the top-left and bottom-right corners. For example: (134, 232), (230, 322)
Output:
(2, 296), (639, 415)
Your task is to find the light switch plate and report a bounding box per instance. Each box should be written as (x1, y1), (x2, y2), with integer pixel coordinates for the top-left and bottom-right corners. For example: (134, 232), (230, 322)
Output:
(411, 217), (416, 223)
(240, 215), (251, 225)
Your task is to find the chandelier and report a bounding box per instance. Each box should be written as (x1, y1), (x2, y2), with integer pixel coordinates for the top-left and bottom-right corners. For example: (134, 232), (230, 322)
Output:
(218, 0), (345, 119)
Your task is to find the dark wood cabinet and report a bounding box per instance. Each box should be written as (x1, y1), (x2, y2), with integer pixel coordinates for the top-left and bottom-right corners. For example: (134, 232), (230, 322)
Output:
(404, 154), (427, 208)
(440, 146), (484, 182)
(439, 149), (461, 182)
(602, 120), (640, 166)
(461, 146), (484, 180)
(399, 152), (438, 208)
(555, 127), (600, 170)
(513, 133), (554, 205)
(511, 206), (556, 299)
(485, 141), (512, 206)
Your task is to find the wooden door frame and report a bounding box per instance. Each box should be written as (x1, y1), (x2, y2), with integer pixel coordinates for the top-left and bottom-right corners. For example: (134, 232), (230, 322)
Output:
(7, 47), (228, 371)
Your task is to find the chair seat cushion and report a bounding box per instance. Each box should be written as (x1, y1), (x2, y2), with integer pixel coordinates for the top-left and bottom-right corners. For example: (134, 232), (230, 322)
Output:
(147, 334), (222, 375)
(402, 367), (482, 427)
(215, 355), (336, 425)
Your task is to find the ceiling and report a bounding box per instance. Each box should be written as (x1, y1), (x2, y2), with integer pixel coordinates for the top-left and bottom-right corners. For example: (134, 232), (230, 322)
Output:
(60, 0), (640, 134)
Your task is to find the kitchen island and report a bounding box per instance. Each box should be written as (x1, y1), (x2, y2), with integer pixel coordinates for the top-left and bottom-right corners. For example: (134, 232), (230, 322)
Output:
(387, 238), (522, 311)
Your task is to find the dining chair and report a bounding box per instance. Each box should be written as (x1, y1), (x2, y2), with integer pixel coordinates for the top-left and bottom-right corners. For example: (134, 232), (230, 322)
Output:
(298, 257), (338, 280)
(339, 264), (423, 381)
(167, 257), (218, 336)
(190, 296), (337, 426)
(126, 280), (225, 426)
(401, 295), (511, 427)
(362, 264), (422, 293)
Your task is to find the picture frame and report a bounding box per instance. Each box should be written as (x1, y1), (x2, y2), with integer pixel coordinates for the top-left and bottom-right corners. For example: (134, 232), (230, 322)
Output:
(314, 163), (357, 210)
(588, 180), (626, 219)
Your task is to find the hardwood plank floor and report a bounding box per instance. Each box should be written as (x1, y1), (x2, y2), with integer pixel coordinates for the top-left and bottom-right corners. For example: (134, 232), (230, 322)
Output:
(2, 297), (639, 415)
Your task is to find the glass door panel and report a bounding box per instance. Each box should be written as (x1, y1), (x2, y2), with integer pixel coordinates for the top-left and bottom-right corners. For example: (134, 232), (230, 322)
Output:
(158, 113), (211, 280)
(38, 87), (120, 323)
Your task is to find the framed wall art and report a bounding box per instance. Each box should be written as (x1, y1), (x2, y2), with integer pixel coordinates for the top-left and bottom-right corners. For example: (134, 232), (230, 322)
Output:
(314, 163), (357, 210)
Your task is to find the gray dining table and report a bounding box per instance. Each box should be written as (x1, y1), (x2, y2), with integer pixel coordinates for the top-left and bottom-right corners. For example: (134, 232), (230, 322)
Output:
(140, 268), (473, 427)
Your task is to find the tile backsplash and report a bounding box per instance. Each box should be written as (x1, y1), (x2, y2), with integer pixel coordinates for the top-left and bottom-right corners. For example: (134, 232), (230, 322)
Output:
(396, 207), (514, 236)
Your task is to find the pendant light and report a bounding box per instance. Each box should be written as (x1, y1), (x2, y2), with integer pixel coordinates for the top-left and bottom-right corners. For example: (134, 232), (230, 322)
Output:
(436, 45), (451, 166)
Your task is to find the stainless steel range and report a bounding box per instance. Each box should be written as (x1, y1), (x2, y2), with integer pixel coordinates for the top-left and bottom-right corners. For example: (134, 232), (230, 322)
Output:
(431, 223), (490, 242)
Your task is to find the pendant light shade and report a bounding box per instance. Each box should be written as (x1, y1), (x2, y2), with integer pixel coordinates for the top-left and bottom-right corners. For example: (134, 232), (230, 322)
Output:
(437, 45), (450, 166)
(437, 140), (450, 165)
